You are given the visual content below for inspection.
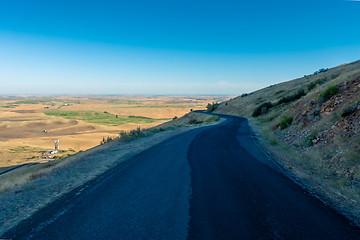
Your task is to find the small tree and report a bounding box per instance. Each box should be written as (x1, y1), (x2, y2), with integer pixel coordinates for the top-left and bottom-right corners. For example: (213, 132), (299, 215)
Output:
(206, 102), (220, 112)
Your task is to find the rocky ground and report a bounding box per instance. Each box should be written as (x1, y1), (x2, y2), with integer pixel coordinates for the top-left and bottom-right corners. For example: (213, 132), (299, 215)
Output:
(281, 75), (360, 185)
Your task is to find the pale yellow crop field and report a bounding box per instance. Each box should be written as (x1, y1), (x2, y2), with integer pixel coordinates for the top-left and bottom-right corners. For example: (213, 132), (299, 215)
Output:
(0, 95), (230, 169)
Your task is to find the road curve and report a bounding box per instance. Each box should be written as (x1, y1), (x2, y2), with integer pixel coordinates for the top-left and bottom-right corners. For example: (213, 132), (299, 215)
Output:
(4, 114), (360, 239)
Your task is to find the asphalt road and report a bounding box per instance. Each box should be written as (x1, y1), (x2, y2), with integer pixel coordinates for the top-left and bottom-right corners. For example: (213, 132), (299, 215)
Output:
(4, 114), (360, 239)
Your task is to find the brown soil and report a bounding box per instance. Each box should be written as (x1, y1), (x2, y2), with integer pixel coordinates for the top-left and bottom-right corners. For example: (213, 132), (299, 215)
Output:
(0, 120), (79, 140)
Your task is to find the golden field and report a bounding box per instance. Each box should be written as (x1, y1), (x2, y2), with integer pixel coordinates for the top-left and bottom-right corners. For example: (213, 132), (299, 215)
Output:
(0, 95), (230, 169)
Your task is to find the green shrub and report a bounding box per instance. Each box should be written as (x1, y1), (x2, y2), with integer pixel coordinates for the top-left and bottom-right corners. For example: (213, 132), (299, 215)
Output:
(277, 89), (305, 105)
(206, 102), (220, 112)
(270, 138), (278, 145)
(118, 127), (147, 141)
(314, 68), (328, 74)
(319, 86), (339, 102)
(275, 90), (285, 95)
(331, 73), (340, 79)
(189, 119), (203, 124)
(252, 102), (273, 117)
(279, 116), (293, 130)
(307, 78), (327, 91)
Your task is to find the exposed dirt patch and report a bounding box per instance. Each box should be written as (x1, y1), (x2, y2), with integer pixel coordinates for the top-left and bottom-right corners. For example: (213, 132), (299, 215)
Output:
(0, 120), (79, 140)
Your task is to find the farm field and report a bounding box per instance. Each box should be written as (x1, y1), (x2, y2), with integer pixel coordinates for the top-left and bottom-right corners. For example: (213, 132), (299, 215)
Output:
(0, 95), (230, 169)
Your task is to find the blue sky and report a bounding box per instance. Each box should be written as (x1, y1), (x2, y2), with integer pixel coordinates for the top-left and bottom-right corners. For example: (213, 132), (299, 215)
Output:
(1, 0), (360, 95)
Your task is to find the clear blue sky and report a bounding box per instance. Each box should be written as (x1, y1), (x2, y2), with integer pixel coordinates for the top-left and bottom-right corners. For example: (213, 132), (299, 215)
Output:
(1, 0), (360, 95)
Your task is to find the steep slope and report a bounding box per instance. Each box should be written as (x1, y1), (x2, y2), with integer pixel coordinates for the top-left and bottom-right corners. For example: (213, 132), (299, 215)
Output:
(215, 59), (360, 225)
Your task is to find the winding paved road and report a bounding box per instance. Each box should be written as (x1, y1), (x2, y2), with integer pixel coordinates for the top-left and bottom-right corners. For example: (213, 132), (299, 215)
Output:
(4, 114), (360, 239)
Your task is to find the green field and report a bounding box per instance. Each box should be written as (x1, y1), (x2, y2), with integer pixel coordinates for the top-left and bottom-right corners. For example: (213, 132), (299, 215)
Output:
(43, 110), (168, 126)
(12, 100), (39, 104)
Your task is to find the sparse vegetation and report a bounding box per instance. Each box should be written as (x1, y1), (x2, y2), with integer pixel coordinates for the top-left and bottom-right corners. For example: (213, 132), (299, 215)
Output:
(342, 102), (358, 117)
(205, 115), (220, 123)
(279, 116), (293, 130)
(9, 146), (43, 152)
(275, 90), (285, 95)
(118, 127), (147, 141)
(330, 112), (341, 122)
(277, 89), (306, 105)
(252, 102), (273, 117)
(344, 151), (360, 161)
(319, 86), (339, 102)
(270, 138), (278, 145)
(331, 73), (340, 79)
(308, 78), (328, 91)
(189, 119), (203, 124)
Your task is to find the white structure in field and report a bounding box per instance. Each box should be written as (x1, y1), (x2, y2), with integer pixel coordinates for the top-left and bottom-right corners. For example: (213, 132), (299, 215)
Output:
(54, 139), (59, 150)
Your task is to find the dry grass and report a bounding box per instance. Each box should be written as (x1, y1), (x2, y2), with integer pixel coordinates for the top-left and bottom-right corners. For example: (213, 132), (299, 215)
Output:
(0, 111), (222, 194)
(218, 59), (360, 226)
(0, 162), (57, 193)
(0, 95), (230, 168)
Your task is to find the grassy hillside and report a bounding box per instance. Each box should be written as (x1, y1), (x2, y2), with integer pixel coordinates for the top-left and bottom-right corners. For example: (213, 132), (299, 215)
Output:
(215, 59), (360, 225)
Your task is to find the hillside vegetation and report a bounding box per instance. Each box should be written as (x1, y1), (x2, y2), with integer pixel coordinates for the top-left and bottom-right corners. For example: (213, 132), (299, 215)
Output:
(215, 59), (360, 225)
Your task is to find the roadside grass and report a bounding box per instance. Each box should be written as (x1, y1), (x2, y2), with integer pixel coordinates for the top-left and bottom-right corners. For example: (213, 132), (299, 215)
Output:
(205, 115), (220, 123)
(0, 162), (57, 193)
(101, 112), (221, 144)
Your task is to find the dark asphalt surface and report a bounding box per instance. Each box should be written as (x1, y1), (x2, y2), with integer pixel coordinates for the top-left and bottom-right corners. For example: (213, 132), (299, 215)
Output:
(4, 114), (360, 239)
